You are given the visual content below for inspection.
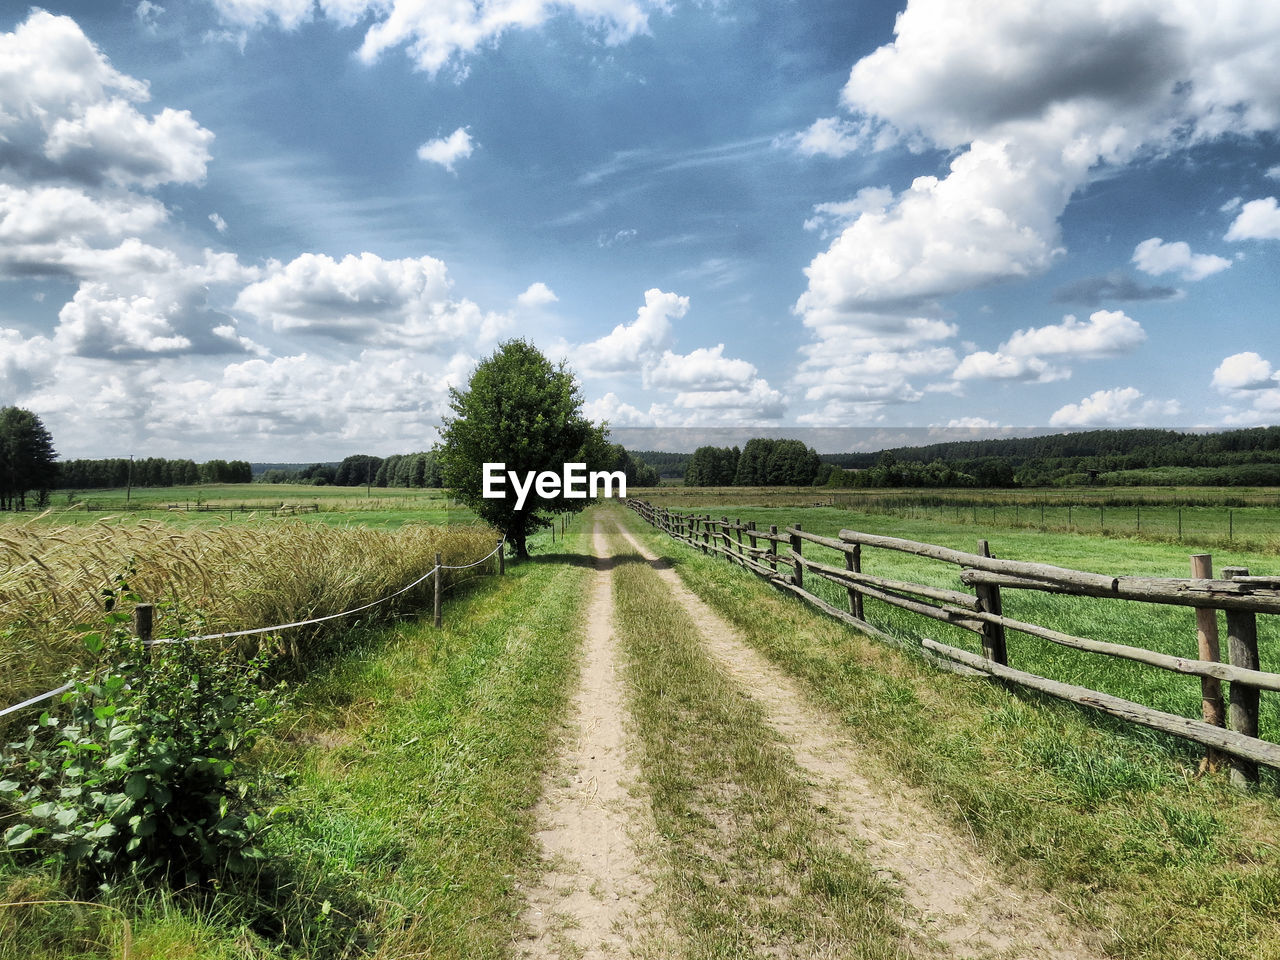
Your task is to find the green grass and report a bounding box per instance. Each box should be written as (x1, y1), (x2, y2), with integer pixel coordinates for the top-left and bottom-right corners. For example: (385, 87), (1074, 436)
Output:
(616, 503), (1280, 960)
(1, 517), (595, 959)
(609, 531), (919, 960)
(4, 484), (476, 529)
(634, 484), (1280, 552)
(643, 503), (1280, 746)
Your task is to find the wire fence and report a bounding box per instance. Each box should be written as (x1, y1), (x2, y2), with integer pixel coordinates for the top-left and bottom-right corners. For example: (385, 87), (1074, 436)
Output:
(0, 536), (507, 721)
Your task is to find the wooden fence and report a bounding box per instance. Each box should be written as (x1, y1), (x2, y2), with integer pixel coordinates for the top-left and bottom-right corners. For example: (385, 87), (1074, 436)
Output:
(626, 498), (1280, 786)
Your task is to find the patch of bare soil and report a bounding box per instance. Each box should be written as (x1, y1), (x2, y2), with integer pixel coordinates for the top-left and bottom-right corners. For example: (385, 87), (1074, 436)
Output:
(614, 524), (1100, 960)
(516, 523), (659, 959)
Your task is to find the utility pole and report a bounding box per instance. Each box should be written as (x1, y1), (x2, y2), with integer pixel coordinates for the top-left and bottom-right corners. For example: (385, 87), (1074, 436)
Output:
(127, 455), (133, 506)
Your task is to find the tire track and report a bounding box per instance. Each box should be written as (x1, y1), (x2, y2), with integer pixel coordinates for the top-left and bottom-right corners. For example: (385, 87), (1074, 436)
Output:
(516, 522), (659, 959)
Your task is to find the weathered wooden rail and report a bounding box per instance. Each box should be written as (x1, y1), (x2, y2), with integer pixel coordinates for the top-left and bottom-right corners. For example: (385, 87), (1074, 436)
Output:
(626, 498), (1280, 785)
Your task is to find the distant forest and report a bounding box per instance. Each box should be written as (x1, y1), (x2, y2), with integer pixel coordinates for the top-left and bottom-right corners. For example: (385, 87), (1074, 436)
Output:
(633, 427), (1280, 488)
(52, 427), (1280, 491)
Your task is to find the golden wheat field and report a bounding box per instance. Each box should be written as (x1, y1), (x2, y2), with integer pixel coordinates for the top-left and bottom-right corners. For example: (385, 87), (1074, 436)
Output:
(0, 517), (502, 716)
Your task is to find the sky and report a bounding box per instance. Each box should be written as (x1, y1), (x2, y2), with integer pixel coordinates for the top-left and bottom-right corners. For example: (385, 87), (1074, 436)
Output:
(1, 0), (1279, 460)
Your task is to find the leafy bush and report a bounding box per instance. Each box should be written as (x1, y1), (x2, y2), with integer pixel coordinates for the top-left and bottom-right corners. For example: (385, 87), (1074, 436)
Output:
(1, 585), (288, 888)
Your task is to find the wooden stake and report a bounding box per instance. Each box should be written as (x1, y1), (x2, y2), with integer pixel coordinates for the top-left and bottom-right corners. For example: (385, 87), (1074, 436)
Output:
(974, 540), (1007, 665)
(1191, 554), (1225, 774)
(434, 553), (442, 628)
(1223, 566), (1260, 786)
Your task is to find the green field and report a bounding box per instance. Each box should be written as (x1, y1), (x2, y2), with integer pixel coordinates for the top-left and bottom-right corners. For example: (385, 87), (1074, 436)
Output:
(633, 483), (1280, 552)
(4, 483), (475, 528)
(633, 499), (1280, 749)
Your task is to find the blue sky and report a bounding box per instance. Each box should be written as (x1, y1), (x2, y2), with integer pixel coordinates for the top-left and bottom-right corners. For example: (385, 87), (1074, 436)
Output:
(2, 0), (1279, 459)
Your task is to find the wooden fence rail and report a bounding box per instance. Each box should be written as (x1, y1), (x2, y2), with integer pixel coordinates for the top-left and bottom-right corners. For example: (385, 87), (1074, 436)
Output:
(626, 498), (1280, 786)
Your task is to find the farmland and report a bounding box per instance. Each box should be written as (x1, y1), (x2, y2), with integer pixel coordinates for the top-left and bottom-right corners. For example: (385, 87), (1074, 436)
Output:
(4, 487), (1280, 959)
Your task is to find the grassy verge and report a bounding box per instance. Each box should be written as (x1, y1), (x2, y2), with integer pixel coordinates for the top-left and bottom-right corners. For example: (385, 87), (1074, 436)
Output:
(616, 504), (1280, 960)
(1, 525), (594, 959)
(609, 533), (919, 959)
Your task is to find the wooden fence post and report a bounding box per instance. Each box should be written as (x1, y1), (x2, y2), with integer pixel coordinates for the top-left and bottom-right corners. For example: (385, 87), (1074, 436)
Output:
(769, 524), (778, 572)
(702, 515), (710, 555)
(974, 540), (1007, 665)
(1223, 566), (1260, 786)
(735, 517), (745, 563)
(790, 524), (803, 589)
(722, 516), (730, 560)
(1190, 554), (1224, 772)
(498, 539), (505, 576)
(747, 520), (757, 560)
(434, 553), (443, 628)
(135, 602), (154, 662)
(844, 544), (865, 620)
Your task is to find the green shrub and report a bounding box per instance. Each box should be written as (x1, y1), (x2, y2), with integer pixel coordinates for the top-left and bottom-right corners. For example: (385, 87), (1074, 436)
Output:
(1, 586), (288, 889)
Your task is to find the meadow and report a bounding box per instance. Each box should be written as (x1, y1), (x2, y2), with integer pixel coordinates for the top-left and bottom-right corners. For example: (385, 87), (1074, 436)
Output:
(632, 484), (1280, 552)
(631, 498), (1280, 750)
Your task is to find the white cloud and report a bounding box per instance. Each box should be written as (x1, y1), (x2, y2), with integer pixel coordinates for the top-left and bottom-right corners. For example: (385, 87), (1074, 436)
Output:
(0, 328), (57, 395)
(787, 117), (870, 159)
(573, 289), (784, 425)
(234, 251), (509, 348)
(574, 287), (684, 377)
(1212, 352), (1277, 391)
(791, 0), (1280, 424)
(582, 391), (651, 427)
(516, 281), (558, 307)
(802, 187), (894, 233)
(645, 345), (757, 391)
(0, 13), (212, 189)
(135, 2), (166, 32)
(1268, 165), (1280, 180)
(1224, 197), (1280, 240)
(417, 127), (473, 172)
(945, 417), (1000, 428)
(1132, 237), (1230, 281)
(209, 212), (228, 233)
(210, 1), (661, 76)
(952, 351), (1066, 383)
(1001, 309), (1146, 359)
(1049, 387), (1180, 427)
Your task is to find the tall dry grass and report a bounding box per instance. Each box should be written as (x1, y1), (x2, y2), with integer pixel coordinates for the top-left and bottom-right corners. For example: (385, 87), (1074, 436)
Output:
(0, 517), (501, 718)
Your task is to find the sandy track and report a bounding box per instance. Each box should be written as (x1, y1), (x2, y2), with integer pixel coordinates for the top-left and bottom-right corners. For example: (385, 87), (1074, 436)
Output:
(614, 523), (1100, 960)
(516, 523), (656, 959)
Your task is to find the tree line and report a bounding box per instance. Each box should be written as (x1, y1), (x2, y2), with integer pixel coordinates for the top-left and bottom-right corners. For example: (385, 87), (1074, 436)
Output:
(683, 438), (825, 487)
(58, 458), (253, 489)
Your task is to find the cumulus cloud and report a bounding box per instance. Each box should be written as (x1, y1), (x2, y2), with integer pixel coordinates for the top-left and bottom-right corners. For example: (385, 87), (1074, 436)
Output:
(209, 0), (661, 76)
(1001, 309), (1146, 359)
(209, 212), (228, 233)
(952, 351), (1065, 383)
(516, 281), (558, 307)
(0, 328), (57, 395)
(0, 12), (212, 189)
(1224, 197), (1280, 240)
(234, 251), (509, 348)
(786, 117), (874, 159)
(791, 0), (1280, 424)
(572, 289), (785, 425)
(1132, 237), (1230, 281)
(1212, 351), (1277, 391)
(1049, 387), (1180, 427)
(645, 345), (757, 391)
(574, 287), (684, 377)
(417, 127), (473, 171)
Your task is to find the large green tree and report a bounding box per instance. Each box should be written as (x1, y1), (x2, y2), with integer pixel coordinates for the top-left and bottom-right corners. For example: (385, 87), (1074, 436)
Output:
(0, 406), (57, 510)
(440, 340), (611, 558)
